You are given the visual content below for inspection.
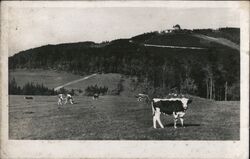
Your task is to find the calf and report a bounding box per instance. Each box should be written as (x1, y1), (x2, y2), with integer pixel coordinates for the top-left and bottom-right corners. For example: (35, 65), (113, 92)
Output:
(151, 98), (192, 129)
(93, 93), (99, 100)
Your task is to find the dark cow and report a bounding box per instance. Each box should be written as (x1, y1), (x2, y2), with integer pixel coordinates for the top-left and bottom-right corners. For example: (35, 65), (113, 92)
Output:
(151, 98), (192, 129)
(24, 96), (33, 100)
(93, 93), (99, 100)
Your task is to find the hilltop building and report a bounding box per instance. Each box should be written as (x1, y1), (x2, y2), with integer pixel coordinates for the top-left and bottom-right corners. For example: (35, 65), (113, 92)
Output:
(163, 24), (182, 33)
(173, 24), (181, 30)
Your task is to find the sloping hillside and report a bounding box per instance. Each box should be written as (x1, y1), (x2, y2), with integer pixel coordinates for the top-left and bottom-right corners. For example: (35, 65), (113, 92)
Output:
(9, 69), (83, 88)
(138, 33), (206, 48)
(9, 69), (143, 96)
(192, 27), (240, 44)
(192, 34), (240, 51)
(131, 29), (239, 51)
(63, 73), (124, 94)
(9, 28), (240, 100)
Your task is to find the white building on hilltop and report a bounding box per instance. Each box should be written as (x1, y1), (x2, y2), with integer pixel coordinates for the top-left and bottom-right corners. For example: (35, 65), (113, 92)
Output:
(163, 24), (182, 33)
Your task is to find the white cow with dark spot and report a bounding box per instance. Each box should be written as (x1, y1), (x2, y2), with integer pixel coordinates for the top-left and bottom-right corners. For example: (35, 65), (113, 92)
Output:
(151, 97), (192, 129)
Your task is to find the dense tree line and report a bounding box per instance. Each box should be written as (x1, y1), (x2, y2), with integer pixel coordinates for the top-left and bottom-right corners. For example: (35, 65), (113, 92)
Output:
(85, 85), (108, 96)
(9, 28), (240, 100)
(9, 78), (57, 95)
(57, 87), (80, 96)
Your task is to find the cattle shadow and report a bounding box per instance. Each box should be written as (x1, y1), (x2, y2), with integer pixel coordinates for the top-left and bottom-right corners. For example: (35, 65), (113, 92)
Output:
(164, 123), (201, 127)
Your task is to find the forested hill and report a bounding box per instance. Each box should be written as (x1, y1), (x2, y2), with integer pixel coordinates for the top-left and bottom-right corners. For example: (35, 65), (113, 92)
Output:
(9, 28), (240, 100)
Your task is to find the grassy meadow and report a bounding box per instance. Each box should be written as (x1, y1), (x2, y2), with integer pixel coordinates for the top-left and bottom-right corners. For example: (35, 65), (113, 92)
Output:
(9, 69), (136, 96)
(9, 69), (83, 89)
(9, 95), (240, 140)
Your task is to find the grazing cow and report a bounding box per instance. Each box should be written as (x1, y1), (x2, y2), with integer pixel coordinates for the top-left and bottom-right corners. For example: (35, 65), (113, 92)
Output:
(58, 94), (74, 105)
(65, 94), (74, 104)
(57, 94), (65, 106)
(24, 96), (33, 100)
(93, 93), (99, 100)
(151, 97), (192, 129)
(137, 93), (150, 102)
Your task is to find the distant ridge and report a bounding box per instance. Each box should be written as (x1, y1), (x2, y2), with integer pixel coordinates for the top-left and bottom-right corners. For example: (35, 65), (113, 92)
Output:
(9, 27), (240, 100)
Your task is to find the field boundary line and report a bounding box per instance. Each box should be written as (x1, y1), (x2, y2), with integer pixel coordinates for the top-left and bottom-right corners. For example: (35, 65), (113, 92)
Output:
(54, 73), (97, 91)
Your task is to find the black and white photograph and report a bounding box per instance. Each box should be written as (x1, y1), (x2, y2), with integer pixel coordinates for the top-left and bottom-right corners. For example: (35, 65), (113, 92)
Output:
(1, 1), (249, 159)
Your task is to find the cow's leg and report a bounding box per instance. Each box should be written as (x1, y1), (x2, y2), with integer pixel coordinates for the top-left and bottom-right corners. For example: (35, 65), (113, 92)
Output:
(138, 97), (141, 101)
(58, 98), (62, 106)
(153, 115), (157, 128)
(174, 118), (178, 129)
(178, 112), (185, 127)
(173, 112), (178, 129)
(180, 117), (184, 127)
(155, 108), (164, 128)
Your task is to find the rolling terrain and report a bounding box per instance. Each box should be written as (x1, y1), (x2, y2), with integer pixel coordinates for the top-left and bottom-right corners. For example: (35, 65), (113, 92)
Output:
(9, 28), (240, 100)
(8, 27), (240, 140)
(192, 34), (240, 51)
(9, 69), (141, 96)
(8, 69), (241, 140)
(9, 69), (83, 89)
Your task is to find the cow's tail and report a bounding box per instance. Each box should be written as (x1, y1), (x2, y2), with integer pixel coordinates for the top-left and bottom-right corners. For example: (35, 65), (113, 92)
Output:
(144, 94), (151, 103)
(151, 101), (155, 116)
(142, 94), (155, 116)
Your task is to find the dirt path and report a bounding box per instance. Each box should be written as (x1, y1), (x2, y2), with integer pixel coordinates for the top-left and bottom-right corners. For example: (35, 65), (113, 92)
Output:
(192, 34), (240, 51)
(144, 44), (205, 49)
(54, 73), (97, 91)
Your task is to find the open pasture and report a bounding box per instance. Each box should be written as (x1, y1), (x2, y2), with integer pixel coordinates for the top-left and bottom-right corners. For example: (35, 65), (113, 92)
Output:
(9, 95), (239, 140)
(9, 69), (136, 96)
(9, 69), (83, 89)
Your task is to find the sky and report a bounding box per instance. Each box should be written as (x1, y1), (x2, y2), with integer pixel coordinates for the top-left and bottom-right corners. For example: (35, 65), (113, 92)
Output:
(8, 7), (240, 56)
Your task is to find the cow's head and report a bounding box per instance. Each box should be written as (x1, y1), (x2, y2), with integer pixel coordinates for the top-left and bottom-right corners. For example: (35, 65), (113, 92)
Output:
(180, 98), (192, 110)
